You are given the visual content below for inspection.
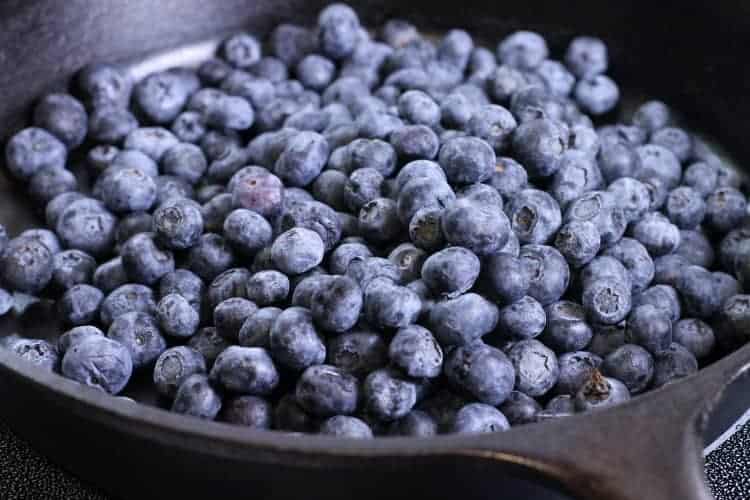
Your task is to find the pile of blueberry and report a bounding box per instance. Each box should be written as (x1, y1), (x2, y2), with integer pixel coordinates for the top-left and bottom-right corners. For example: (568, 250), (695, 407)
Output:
(3, 3), (750, 439)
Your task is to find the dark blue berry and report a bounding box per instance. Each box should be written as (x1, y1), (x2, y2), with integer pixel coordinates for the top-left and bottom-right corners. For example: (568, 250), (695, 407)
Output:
(61, 336), (132, 394)
(153, 346), (206, 398)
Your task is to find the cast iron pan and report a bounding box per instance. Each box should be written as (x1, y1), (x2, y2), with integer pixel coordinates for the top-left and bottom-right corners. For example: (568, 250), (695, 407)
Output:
(1, 1), (750, 499)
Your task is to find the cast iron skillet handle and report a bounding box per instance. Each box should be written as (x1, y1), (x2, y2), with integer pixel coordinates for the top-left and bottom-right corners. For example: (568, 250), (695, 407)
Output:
(460, 348), (750, 500)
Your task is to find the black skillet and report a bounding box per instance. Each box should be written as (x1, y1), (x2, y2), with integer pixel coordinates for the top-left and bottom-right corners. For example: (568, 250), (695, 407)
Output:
(0, 1), (749, 499)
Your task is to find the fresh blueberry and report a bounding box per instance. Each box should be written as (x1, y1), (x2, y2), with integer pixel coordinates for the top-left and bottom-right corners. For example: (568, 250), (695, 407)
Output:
(444, 341), (515, 405)
(295, 364), (358, 416)
(281, 200), (342, 251)
(499, 391), (542, 425)
(682, 162), (718, 198)
(428, 293), (498, 346)
(651, 343), (698, 388)
(482, 253), (530, 306)
(59, 284), (103, 326)
(51, 250), (96, 291)
(210, 346), (279, 396)
(565, 36), (608, 78)
(451, 403), (509, 434)
(574, 75), (619, 115)
(705, 187), (747, 234)
(363, 368), (418, 421)
(238, 307), (282, 348)
(675, 230), (715, 268)
(630, 212), (680, 256)
(518, 244), (570, 306)
(421, 247), (480, 299)
(651, 127), (692, 163)
(635, 144), (682, 190)
(28, 166), (78, 206)
(156, 294), (200, 338)
(33, 93), (88, 149)
(554, 351), (602, 395)
(93, 258), (129, 294)
(107, 311), (166, 369)
(269, 307), (326, 371)
(625, 304), (672, 355)
(389, 124), (439, 161)
(632, 285), (682, 323)
(607, 177), (650, 223)
(222, 209), (272, 257)
(388, 325), (443, 379)
(602, 237), (654, 294)
(363, 277), (422, 330)
(675, 265), (720, 318)
(100, 283), (156, 327)
(439, 136), (496, 185)
(220, 396), (272, 429)
(171, 374), (222, 420)
(550, 150), (604, 208)
(497, 31), (548, 70)
(319, 416), (373, 438)
(673, 318), (715, 360)
(76, 63), (133, 109)
(160, 269), (205, 314)
(271, 24), (315, 66)
(61, 336), (132, 394)
(574, 370), (630, 411)
(507, 339), (559, 397)
(498, 296), (547, 340)
(170, 111), (207, 144)
(187, 327), (231, 368)
(317, 4), (361, 60)
(58, 326), (105, 354)
(602, 344), (654, 394)
(153, 346), (207, 398)
(388, 410), (438, 437)
(7, 338), (60, 372)
(187, 233), (236, 282)
(326, 327), (387, 377)
(631, 100), (670, 133)
(554, 220), (601, 268)
(359, 198), (402, 244)
(0, 235), (54, 294)
(134, 71), (195, 124)
(88, 105), (138, 144)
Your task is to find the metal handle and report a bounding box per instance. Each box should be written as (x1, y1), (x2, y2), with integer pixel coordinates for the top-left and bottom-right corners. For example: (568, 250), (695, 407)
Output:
(462, 347), (750, 500)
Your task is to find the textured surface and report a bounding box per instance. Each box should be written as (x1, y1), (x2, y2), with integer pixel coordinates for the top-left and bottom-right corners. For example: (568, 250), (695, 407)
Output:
(0, 414), (746, 499)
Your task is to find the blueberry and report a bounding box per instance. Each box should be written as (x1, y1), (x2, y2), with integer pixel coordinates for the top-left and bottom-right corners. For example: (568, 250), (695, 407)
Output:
(6, 338), (59, 373)
(486, 65), (527, 103)
(187, 327), (231, 368)
(625, 304), (672, 355)
(506, 189), (562, 244)
(188, 89), (255, 131)
(76, 63), (133, 109)
(187, 233), (236, 281)
(486, 157), (528, 200)
(597, 140), (639, 184)
(238, 307), (282, 348)
(601, 344), (654, 394)
(607, 177), (650, 223)
(675, 230), (715, 268)
(317, 4), (360, 60)
(222, 209), (272, 257)
(346, 138), (399, 177)
(357, 198), (400, 244)
(55, 198), (118, 257)
(672, 318), (715, 360)
(682, 162), (718, 198)
(209, 346), (279, 396)
(58, 325), (105, 354)
(319, 416), (373, 438)
(302, 274), (361, 333)
(388, 243), (427, 283)
(124, 127), (179, 162)
(220, 396), (272, 429)
(213, 297), (257, 343)
(664, 186), (705, 230)
(675, 265), (720, 319)
(231, 171), (285, 219)
(602, 238), (654, 294)
(364, 277), (422, 330)
(397, 176), (456, 225)
(159, 143), (207, 185)
(467, 46), (497, 84)
(28, 166), (77, 206)
(108, 148), (159, 177)
(156, 294), (200, 338)
(439, 136), (496, 185)
(100, 283), (156, 327)
(61, 336), (132, 394)
(312, 170), (347, 211)
(635, 144), (682, 190)
(270, 24), (315, 66)
(274, 394), (315, 432)
(269, 307), (326, 370)
(292, 274), (335, 308)
(59, 284), (103, 326)
(171, 374), (222, 420)
(120, 233), (174, 286)
(96, 165), (157, 213)
(88, 105), (138, 144)
(388, 325), (443, 379)
(554, 351), (602, 395)
(107, 311), (166, 369)
(46, 192), (86, 229)
(554, 220), (601, 268)
(451, 403), (509, 434)
(380, 19), (419, 48)
(498, 296), (547, 340)
(714, 272), (740, 309)
(363, 368), (418, 421)
(651, 343), (698, 388)
(428, 293), (498, 346)
(171, 111), (207, 144)
(498, 391), (542, 425)
(325, 329), (384, 379)
(160, 269), (205, 313)
(574, 76), (619, 115)
(633, 284), (682, 323)
(574, 370), (630, 411)
(408, 207), (446, 252)
(281, 200), (342, 251)
(565, 36), (608, 78)
(545, 394), (576, 414)
(705, 187), (747, 234)
(241, 270), (288, 308)
(439, 91), (479, 129)
(328, 242), (373, 275)
(134, 71), (194, 124)
(630, 212), (681, 256)
(550, 150), (604, 208)
(564, 191), (626, 248)
(388, 410), (438, 437)
(389, 124), (439, 161)
(632, 100), (670, 133)
(153, 346), (207, 398)
(439, 199), (511, 256)
(458, 183), (505, 211)
(507, 339), (559, 396)
(421, 247), (480, 299)
(484, 253), (531, 305)
(651, 127), (692, 163)
(33, 93), (88, 149)
(497, 31), (548, 70)
(518, 244), (570, 306)
(93, 258), (129, 294)
(0, 235), (54, 294)
(219, 32), (262, 68)
(295, 54), (336, 91)
(51, 250), (96, 291)
(149, 198), (203, 251)
(294, 364), (359, 417)
(270, 228), (325, 276)
(443, 341), (515, 405)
